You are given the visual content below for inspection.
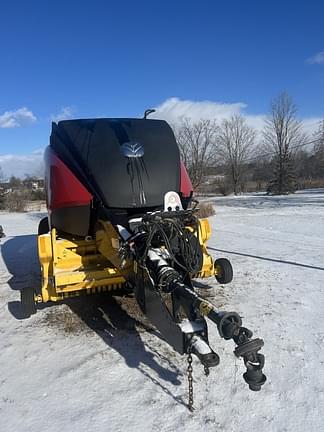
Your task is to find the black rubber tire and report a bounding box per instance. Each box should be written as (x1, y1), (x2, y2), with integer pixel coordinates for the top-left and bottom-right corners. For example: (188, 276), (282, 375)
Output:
(214, 258), (233, 284)
(20, 287), (37, 317)
(38, 217), (49, 235)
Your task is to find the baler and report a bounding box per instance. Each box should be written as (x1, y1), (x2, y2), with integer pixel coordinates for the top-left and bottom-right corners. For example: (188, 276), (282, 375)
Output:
(21, 117), (266, 409)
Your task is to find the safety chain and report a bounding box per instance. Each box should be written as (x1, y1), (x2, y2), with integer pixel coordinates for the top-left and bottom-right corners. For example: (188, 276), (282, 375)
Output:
(204, 365), (210, 376)
(187, 346), (194, 411)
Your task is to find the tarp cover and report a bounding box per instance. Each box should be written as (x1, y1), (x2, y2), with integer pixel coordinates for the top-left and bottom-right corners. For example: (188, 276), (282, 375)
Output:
(50, 118), (180, 209)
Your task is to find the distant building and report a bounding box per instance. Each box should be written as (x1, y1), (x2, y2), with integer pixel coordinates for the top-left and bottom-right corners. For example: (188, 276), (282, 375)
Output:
(22, 178), (45, 191)
(0, 181), (12, 195)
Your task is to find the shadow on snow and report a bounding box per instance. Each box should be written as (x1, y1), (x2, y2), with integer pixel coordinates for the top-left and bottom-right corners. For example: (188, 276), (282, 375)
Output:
(1, 233), (186, 406)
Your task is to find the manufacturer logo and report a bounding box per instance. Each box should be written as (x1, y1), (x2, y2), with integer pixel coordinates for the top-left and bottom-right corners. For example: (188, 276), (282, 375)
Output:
(121, 141), (144, 158)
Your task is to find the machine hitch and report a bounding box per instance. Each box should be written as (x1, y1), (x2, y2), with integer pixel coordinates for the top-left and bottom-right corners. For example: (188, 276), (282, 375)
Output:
(133, 245), (267, 409)
(167, 281), (267, 392)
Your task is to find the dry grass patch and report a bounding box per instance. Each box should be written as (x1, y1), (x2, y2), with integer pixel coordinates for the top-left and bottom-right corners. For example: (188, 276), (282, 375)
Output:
(42, 306), (89, 335)
(114, 295), (155, 332)
(41, 294), (154, 336)
(197, 202), (215, 218)
(4, 192), (29, 212)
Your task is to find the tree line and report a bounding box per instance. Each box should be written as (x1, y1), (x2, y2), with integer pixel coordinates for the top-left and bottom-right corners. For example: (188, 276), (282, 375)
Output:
(174, 91), (324, 195)
(1, 93), (323, 197)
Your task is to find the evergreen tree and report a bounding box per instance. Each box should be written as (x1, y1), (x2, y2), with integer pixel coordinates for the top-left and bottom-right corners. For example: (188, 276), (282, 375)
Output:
(263, 92), (306, 195)
(267, 155), (296, 194)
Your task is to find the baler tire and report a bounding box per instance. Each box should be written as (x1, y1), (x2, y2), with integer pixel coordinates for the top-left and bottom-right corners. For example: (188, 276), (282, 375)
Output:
(20, 287), (37, 317)
(214, 258), (233, 284)
(38, 217), (49, 235)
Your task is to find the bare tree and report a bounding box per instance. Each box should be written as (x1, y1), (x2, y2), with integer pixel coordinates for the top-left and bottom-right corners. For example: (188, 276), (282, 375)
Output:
(313, 120), (324, 172)
(216, 115), (256, 195)
(174, 118), (218, 189)
(0, 166), (4, 210)
(263, 91), (306, 194)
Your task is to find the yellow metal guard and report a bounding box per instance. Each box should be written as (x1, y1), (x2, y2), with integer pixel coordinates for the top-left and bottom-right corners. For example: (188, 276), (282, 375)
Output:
(38, 227), (126, 303)
(192, 218), (215, 278)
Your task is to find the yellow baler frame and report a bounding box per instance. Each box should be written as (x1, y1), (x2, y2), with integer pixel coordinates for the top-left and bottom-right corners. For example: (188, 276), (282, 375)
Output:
(37, 218), (216, 304)
(37, 227), (127, 303)
(191, 218), (216, 279)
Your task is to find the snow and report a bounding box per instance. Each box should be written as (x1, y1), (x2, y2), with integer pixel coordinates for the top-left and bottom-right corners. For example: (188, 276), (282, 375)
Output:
(1, 190), (324, 432)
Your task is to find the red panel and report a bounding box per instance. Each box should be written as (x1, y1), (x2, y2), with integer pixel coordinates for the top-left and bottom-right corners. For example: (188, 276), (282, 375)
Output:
(180, 161), (193, 197)
(45, 147), (92, 210)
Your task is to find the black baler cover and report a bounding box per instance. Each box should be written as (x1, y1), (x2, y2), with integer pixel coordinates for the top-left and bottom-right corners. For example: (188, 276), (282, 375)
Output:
(50, 118), (180, 209)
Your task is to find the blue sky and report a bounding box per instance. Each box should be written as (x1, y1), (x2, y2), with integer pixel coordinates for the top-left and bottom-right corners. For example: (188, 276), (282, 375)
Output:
(0, 0), (323, 177)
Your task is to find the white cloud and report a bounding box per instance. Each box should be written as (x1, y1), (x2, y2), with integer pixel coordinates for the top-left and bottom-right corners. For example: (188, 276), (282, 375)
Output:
(151, 97), (266, 132)
(51, 106), (76, 122)
(302, 117), (323, 136)
(0, 150), (44, 179)
(306, 51), (324, 65)
(151, 97), (320, 136)
(0, 107), (37, 128)
(151, 97), (245, 123)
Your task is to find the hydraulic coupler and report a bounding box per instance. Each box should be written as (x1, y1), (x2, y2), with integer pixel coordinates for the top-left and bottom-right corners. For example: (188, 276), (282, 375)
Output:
(170, 282), (267, 391)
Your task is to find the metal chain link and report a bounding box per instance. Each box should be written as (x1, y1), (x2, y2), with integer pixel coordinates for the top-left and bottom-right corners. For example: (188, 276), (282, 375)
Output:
(204, 365), (210, 376)
(187, 347), (194, 411)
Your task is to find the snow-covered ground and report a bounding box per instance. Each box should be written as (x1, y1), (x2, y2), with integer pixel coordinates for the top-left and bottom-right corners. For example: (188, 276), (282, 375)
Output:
(1, 190), (324, 432)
